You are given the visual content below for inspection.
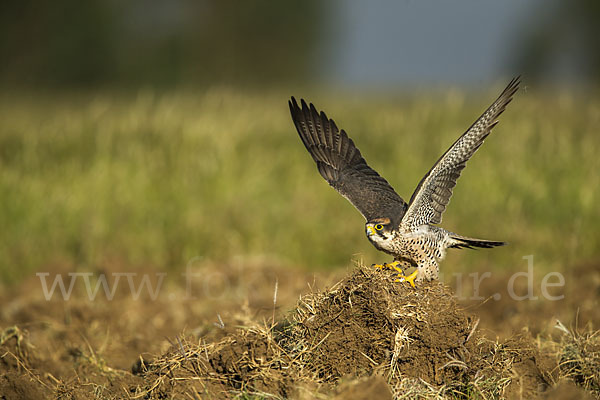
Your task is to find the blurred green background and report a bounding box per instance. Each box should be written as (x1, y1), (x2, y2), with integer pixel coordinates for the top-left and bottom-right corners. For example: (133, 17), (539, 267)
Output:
(0, 0), (599, 284)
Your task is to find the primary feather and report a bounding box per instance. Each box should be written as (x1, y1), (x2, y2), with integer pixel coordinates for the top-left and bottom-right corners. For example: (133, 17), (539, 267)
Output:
(402, 77), (520, 229)
(289, 97), (408, 224)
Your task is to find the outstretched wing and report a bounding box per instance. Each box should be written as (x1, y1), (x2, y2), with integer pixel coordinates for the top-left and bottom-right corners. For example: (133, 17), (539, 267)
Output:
(289, 97), (407, 223)
(402, 77), (520, 229)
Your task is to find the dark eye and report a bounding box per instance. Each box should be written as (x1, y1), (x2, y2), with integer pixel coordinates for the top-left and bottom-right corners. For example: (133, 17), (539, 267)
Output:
(375, 224), (383, 231)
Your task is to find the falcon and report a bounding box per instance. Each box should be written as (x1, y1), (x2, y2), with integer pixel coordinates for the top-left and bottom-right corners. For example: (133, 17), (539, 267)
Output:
(289, 77), (519, 287)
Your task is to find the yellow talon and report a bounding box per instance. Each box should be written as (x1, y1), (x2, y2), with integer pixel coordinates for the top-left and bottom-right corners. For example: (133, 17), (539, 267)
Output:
(395, 269), (419, 289)
(389, 262), (404, 274)
(372, 261), (403, 272)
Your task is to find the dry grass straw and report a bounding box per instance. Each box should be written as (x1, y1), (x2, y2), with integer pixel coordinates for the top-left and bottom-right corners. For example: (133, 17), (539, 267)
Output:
(554, 320), (600, 397)
(133, 267), (600, 399)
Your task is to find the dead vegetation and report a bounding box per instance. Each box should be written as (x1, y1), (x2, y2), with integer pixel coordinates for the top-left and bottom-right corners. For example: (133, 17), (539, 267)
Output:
(553, 320), (600, 397)
(128, 266), (600, 399)
(1, 263), (599, 399)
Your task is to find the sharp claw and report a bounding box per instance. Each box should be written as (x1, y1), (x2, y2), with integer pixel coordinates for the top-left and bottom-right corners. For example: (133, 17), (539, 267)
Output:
(375, 261), (418, 288)
(394, 269), (419, 289)
(373, 261), (400, 270)
(392, 265), (404, 274)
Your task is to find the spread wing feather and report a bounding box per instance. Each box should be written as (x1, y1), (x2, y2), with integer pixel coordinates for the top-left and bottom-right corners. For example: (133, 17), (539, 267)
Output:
(289, 97), (407, 223)
(402, 77), (520, 229)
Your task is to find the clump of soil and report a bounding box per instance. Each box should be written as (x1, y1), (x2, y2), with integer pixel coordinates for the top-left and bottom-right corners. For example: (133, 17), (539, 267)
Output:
(138, 328), (295, 399)
(2, 262), (600, 399)
(0, 326), (54, 399)
(285, 266), (480, 385)
(134, 265), (569, 399)
(136, 265), (486, 397)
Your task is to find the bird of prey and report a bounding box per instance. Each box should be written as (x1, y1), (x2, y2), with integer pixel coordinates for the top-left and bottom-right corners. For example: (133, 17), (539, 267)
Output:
(289, 77), (519, 287)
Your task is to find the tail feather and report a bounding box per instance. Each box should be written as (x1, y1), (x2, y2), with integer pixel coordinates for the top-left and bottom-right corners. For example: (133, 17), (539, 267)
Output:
(450, 235), (506, 250)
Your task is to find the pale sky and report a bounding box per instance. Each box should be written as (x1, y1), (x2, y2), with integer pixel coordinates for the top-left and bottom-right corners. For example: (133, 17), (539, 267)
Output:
(321, 0), (559, 88)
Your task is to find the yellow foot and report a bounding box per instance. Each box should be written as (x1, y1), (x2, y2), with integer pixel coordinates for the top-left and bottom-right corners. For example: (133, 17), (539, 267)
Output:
(394, 269), (419, 289)
(372, 261), (403, 273)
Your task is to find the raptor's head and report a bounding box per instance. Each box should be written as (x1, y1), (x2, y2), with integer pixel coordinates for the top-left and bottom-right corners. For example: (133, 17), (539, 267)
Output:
(365, 217), (394, 247)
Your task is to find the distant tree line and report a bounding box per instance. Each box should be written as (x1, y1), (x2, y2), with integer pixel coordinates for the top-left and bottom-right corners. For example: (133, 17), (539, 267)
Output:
(0, 0), (322, 88)
(2, 0), (598, 89)
(512, 0), (600, 86)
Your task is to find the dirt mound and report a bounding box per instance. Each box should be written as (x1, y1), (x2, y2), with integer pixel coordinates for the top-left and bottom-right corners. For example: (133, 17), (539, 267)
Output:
(0, 371), (48, 400)
(135, 266), (564, 399)
(135, 265), (484, 397)
(285, 266), (479, 384)
(2, 262), (600, 399)
(0, 326), (53, 399)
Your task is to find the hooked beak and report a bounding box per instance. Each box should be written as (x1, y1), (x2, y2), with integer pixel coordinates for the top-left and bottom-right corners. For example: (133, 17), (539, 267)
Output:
(366, 226), (376, 236)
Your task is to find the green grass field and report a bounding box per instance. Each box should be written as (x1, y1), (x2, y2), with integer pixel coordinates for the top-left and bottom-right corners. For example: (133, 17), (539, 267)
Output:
(0, 87), (599, 284)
